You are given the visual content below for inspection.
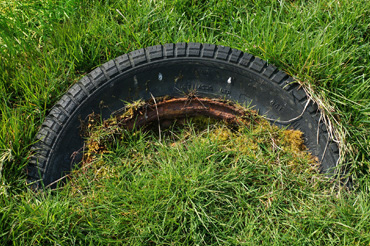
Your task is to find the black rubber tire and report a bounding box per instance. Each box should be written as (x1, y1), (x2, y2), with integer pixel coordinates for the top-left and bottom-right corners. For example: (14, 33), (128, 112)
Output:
(28, 42), (339, 188)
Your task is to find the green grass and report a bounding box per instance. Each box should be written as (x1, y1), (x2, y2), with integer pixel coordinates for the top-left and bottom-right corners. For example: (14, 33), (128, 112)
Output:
(1, 0), (370, 244)
(3, 118), (370, 245)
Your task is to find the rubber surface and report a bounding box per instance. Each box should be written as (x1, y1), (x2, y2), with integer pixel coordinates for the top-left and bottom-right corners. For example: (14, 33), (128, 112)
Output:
(27, 43), (340, 188)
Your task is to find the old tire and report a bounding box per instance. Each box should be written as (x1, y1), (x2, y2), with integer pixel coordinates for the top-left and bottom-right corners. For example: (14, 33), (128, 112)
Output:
(28, 43), (340, 188)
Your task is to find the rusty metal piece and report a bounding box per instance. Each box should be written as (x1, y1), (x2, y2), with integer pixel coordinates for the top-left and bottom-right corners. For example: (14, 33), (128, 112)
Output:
(116, 97), (256, 130)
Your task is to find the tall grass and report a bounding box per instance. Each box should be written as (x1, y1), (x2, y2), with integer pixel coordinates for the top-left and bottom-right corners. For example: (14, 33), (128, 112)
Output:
(0, 0), (369, 244)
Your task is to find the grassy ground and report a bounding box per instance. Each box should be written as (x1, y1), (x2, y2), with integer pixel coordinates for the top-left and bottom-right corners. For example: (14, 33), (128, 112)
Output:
(1, 0), (370, 244)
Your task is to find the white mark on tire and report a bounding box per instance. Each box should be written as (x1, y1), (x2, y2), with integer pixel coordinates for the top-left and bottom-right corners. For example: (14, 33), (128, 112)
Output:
(158, 73), (163, 81)
(227, 77), (232, 84)
(134, 75), (138, 86)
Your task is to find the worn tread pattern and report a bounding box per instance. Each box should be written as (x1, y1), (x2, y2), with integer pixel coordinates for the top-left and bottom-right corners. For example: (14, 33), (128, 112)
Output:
(27, 42), (338, 187)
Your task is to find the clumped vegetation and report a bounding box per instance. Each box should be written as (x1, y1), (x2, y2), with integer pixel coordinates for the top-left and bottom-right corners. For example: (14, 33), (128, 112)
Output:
(1, 0), (370, 244)
(63, 116), (324, 244)
(81, 99), (315, 167)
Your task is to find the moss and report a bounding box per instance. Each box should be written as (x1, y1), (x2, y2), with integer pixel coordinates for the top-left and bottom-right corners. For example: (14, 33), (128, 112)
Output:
(281, 129), (306, 152)
(81, 97), (318, 174)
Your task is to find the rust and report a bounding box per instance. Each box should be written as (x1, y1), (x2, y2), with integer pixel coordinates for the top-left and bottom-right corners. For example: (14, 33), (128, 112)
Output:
(116, 97), (254, 130)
